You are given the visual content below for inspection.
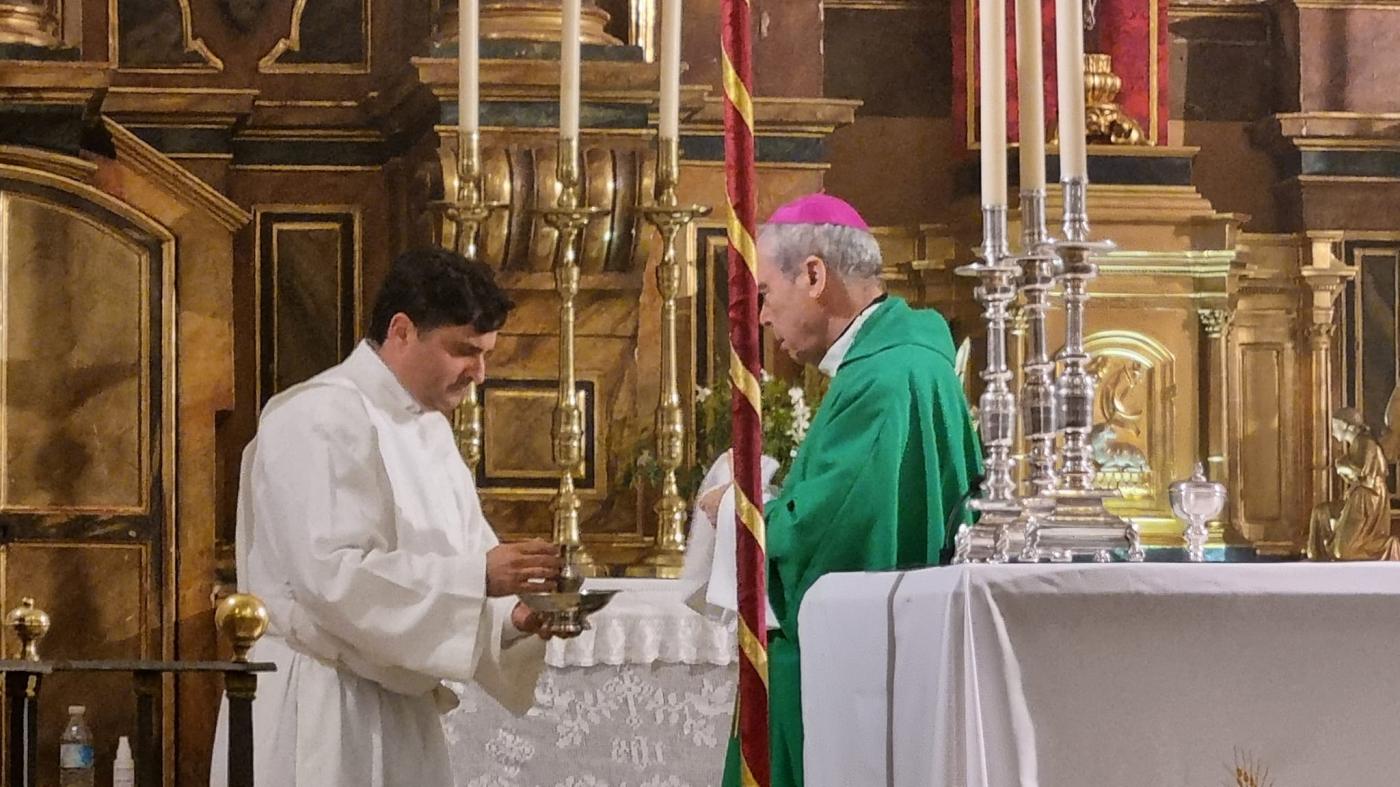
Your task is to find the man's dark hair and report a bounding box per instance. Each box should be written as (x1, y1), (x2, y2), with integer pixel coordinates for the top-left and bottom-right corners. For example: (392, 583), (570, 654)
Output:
(368, 248), (514, 342)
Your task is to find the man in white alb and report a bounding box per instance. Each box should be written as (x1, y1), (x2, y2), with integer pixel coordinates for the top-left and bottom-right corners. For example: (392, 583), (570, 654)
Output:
(212, 248), (564, 787)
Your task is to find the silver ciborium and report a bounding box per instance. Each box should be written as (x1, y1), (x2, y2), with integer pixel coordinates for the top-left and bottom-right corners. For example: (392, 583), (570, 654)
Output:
(1168, 463), (1226, 562)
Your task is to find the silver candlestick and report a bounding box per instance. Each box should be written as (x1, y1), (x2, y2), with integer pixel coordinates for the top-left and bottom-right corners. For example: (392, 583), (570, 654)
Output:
(1036, 175), (1144, 562)
(953, 205), (1024, 564)
(1014, 187), (1061, 562)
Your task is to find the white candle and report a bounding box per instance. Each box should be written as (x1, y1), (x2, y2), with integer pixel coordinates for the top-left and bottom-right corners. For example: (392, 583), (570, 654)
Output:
(561, 0), (582, 141)
(459, 0), (479, 134)
(659, 0), (682, 141)
(1054, 0), (1087, 181)
(1015, 0), (1045, 192)
(978, 0), (1008, 207)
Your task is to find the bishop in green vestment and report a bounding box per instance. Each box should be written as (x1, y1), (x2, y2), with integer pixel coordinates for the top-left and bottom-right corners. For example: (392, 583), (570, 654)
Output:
(716, 194), (982, 787)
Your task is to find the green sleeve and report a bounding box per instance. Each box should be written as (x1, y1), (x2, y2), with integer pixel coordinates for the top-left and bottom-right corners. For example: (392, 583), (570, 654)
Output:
(766, 371), (909, 640)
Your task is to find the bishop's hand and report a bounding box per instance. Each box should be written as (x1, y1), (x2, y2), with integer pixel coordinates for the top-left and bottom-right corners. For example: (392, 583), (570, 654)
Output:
(486, 539), (563, 596)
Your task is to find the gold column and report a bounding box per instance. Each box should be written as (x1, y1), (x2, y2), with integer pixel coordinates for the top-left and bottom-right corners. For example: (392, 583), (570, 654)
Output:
(0, 1), (61, 47)
(435, 0), (620, 45)
(1299, 236), (1352, 546)
(1198, 308), (1230, 484)
(628, 137), (710, 578)
(539, 137), (608, 579)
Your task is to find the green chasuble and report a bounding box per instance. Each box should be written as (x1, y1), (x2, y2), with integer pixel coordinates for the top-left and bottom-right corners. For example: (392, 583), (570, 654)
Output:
(722, 296), (982, 787)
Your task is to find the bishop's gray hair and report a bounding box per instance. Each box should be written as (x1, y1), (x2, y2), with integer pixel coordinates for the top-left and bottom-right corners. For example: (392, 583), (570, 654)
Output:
(757, 222), (883, 281)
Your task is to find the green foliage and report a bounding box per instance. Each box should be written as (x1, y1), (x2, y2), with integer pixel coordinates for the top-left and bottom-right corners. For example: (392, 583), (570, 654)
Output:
(620, 372), (824, 502)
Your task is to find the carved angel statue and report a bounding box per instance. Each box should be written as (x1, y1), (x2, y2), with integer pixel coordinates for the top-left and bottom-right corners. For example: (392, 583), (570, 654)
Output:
(1307, 393), (1400, 561)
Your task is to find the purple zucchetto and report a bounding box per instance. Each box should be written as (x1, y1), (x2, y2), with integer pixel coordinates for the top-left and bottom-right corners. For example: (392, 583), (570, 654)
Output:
(765, 193), (870, 232)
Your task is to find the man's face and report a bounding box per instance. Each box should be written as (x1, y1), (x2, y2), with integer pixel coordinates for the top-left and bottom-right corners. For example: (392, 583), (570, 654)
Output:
(393, 318), (498, 414)
(757, 246), (828, 365)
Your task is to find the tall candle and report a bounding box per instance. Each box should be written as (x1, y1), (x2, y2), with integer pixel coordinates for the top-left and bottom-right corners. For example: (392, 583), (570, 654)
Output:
(1054, 0), (1087, 181)
(459, 0), (479, 134)
(1015, 0), (1046, 192)
(659, 0), (682, 141)
(978, 0), (1008, 207)
(561, 0), (582, 141)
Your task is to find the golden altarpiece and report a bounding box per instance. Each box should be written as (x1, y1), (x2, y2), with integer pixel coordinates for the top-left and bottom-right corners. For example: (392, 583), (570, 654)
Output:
(2, 0), (1400, 782)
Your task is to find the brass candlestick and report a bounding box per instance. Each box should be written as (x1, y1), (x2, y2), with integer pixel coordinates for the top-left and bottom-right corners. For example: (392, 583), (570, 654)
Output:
(628, 136), (711, 578)
(5, 597), (49, 662)
(437, 129), (506, 474)
(518, 137), (619, 633)
(537, 136), (608, 582)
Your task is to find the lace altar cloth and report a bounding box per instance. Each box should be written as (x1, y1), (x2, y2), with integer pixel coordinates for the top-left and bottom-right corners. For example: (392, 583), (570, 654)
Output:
(445, 578), (738, 787)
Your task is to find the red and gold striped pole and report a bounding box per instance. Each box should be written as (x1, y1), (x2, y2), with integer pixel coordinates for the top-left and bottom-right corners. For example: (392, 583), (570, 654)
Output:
(722, 1), (769, 785)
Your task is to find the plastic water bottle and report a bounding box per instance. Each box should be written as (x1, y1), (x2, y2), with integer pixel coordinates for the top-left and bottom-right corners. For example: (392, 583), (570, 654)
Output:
(113, 736), (135, 787)
(58, 705), (95, 787)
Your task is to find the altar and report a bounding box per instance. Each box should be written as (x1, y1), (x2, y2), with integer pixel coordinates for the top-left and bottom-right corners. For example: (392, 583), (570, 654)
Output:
(800, 562), (1400, 787)
(443, 579), (735, 787)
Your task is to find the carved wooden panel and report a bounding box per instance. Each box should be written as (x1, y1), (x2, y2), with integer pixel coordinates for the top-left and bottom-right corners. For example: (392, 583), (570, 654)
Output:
(114, 0), (222, 70)
(1084, 332), (1177, 514)
(2, 195), (148, 510)
(479, 379), (597, 492)
(1, 543), (150, 786)
(259, 0), (370, 73)
(1238, 345), (1288, 527)
(0, 175), (167, 786)
(255, 208), (359, 404)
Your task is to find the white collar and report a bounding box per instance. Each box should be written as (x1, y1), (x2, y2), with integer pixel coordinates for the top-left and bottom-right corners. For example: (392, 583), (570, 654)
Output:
(817, 296), (884, 378)
(344, 340), (429, 416)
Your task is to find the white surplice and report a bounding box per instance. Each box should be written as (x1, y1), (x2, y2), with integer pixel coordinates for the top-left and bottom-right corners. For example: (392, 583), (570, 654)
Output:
(210, 342), (544, 787)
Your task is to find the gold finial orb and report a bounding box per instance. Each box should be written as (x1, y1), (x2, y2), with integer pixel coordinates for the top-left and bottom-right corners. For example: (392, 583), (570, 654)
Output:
(6, 597), (50, 662)
(215, 593), (268, 663)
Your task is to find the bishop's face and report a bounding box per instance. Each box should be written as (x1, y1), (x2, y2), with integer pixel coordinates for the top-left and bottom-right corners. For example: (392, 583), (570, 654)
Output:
(387, 316), (497, 415)
(756, 243), (830, 366)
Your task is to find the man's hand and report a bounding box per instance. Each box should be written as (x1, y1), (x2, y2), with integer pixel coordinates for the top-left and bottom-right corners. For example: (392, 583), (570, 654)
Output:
(698, 485), (726, 522)
(510, 601), (580, 640)
(486, 539), (563, 597)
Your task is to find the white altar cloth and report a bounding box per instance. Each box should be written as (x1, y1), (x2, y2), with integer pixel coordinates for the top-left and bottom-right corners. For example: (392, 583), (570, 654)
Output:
(445, 578), (736, 786)
(799, 562), (1400, 787)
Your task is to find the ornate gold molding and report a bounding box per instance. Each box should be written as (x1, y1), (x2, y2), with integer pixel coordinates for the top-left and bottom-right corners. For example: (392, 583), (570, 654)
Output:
(434, 0), (619, 46)
(1294, 0), (1400, 9)
(259, 0), (371, 74)
(0, 144), (96, 181)
(824, 0), (933, 8)
(103, 119), (251, 231)
(109, 0), (223, 72)
(1084, 54), (1147, 146)
(0, 2), (61, 47)
(1198, 308), (1231, 338)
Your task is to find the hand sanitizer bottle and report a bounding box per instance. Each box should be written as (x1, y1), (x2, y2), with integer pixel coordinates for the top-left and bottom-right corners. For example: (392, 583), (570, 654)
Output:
(112, 736), (135, 787)
(58, 706), (95, 787)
